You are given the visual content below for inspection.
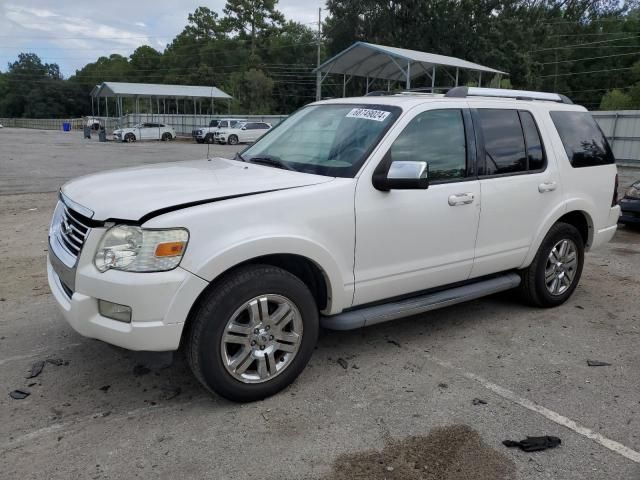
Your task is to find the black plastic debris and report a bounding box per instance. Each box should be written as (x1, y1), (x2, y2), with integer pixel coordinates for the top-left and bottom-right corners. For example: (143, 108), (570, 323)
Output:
(99, 385), (111, 392)
(337, 358), (348, 369)
(26, 360), (45, 379)
(161, 386), (182, 400)
(503, 436), (561, 452)
(587, 360), (611, 367)
(438, 383), (448, 389)
(472, 398), (488, 405)
(46, 358), (65, 366)
(133, 365), (151, 376)
(9, 389), (30, 400)
(387, 339), (401, 348)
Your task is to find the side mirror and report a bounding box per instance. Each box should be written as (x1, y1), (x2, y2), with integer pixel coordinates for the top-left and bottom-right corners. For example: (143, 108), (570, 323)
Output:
(373, 160), (429, 191)
(241, 126), (247, 130)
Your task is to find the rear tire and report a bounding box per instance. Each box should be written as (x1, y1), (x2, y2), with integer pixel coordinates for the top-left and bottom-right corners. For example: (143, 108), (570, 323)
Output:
(519, 222), (584, 307)
(196, 139), (204, 144)
(161, 132), (171, 141)
(187, 265), (319, 402)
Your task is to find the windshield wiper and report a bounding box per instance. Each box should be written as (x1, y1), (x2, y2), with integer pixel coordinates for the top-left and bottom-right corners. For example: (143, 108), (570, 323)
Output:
(248, 155), (296, 171)
(235, 151), (246, 162)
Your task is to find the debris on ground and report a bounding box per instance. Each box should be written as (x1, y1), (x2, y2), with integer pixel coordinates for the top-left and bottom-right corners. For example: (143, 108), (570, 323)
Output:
(133, 365), (151, 376)
(337, 358), (348, 369)
(387, 339), (401, 348)
(503, 436), (561, 452)
(587, 359), (611, 367)
(161, 386), (181, 400)
(352, 364), (360, 369)
(26, 360), (45, 379)
(438, 383), (448, 389)
(46, 358), (66, 366)
(472, 398), (488, 405)
(99, 385), (111, 392)
(9, 389), (30, 400)
(575, 305), (584, 310)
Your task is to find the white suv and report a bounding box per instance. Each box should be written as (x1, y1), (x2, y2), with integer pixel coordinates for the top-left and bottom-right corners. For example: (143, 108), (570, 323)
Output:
(214, 121), (272, 145)
(47, 87), (620, 401)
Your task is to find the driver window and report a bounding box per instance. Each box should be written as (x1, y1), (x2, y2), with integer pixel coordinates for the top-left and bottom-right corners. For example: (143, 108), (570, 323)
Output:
(390, 109), (467, 181)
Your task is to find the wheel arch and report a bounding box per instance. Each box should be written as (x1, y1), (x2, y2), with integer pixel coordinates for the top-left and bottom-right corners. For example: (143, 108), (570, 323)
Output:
(522, 202), (594, 267)
(179, 252), (336, 351)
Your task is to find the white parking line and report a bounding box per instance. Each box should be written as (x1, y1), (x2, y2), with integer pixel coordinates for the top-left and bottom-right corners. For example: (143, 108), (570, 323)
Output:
(425, 354), (640, 464)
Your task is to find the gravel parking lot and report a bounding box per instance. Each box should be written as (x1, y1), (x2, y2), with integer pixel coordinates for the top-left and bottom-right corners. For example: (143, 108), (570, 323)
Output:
(1, 128), (639, 479)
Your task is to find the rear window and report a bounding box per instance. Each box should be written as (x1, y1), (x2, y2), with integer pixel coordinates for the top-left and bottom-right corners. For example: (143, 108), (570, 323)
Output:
(550, 111), (615, 167)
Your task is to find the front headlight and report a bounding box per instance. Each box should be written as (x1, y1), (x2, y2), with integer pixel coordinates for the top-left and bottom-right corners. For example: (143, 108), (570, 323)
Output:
(626, 184), (640, 199)
(94, 226), (189, 273)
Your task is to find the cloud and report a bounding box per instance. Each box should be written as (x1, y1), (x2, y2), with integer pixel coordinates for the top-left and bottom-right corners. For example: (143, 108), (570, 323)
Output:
(135, 22), (147, 28)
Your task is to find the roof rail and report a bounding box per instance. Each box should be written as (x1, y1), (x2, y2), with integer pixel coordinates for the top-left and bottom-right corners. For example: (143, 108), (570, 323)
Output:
(445, 86), (573, 104)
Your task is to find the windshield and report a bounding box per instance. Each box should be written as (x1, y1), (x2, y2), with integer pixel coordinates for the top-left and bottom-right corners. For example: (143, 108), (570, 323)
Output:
(241, 104), (401, 177)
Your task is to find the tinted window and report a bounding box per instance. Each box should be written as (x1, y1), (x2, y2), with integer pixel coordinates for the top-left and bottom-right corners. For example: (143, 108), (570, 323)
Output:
(519, 111), (545, 171)
(477, 109), (527, 175)
(550, 111), (615, 167)
(256, 123), (270, 129)
(244, 123), (257, 129)
(390, 109), (466, 181)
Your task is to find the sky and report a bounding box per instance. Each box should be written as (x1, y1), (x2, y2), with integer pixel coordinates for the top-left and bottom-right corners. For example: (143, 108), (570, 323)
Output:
(0, 0), (324, 77)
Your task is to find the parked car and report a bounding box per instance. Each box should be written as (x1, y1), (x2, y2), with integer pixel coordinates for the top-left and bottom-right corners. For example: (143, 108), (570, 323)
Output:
(113, 123), (176, 142)
(619, 179), (640, 227)
(214, 121), (272, 145)
(86, 117), (101, 130)
(48, 87), (620, 402)
(192, 118), (247, 144)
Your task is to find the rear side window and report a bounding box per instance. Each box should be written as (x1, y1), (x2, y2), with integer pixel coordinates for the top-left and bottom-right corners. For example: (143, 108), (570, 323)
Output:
(550, 111), (615, 167)
(477, 109), (527, 175)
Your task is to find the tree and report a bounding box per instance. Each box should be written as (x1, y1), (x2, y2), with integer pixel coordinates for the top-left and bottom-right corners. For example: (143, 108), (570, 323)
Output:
(223, 0), (285, 59)
(600, 89), (634, 109)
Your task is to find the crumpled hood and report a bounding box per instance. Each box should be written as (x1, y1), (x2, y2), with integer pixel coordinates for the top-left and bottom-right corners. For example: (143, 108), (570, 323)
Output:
(61, 157), (333, 222)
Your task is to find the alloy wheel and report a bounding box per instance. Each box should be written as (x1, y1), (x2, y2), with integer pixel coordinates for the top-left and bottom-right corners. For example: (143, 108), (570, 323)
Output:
(220, 294), (303, 384)
(544, 239), (578, 295)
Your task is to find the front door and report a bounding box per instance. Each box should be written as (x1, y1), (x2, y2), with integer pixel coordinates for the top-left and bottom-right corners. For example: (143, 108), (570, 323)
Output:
(353, 104), (481, 306)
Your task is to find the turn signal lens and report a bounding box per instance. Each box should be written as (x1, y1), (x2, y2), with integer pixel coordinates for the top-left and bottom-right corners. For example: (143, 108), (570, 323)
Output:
(155, 241), (186, 257)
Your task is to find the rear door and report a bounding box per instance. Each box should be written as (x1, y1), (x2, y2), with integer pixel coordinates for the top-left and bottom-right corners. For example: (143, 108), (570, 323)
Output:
(470, 105), (562, 278)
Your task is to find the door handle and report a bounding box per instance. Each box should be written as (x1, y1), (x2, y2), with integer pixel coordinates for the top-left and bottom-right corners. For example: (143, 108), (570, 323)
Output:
(448, 193), (475, 206)
(538, 181), (557, 193)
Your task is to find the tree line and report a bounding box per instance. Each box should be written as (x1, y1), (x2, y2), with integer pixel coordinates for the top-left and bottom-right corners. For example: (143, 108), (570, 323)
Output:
(1, 0), (640, 118)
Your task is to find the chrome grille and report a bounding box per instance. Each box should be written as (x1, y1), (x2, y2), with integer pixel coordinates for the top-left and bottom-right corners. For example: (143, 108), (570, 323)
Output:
(53, 203), (91, 263)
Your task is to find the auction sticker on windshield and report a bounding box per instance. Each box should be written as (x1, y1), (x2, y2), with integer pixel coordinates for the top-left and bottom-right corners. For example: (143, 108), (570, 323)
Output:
(346, 108), (391, 122)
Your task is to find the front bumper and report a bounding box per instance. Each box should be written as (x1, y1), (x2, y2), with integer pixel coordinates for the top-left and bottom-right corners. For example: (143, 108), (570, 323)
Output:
(619, 197), (640, 225)
(47, 243), (208, 351)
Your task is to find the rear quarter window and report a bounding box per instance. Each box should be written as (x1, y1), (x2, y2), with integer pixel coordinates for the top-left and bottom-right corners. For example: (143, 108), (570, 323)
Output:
(550, 111), (615, 167)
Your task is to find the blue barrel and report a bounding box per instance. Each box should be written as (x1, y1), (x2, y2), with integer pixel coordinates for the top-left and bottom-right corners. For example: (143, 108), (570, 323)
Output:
(63, 122), (71, 132)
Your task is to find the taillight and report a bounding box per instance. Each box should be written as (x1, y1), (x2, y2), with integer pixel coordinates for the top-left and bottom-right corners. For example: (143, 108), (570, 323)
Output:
(612, 173), (619, 206)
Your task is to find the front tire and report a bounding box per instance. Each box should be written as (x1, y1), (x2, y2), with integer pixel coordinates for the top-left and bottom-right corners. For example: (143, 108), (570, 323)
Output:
(124, 133), (136, 143)
(205, 134), (214, 144)
(187, 265), (319, 402)
(519, 222), (584, 307)
(228, 134), (239, 145)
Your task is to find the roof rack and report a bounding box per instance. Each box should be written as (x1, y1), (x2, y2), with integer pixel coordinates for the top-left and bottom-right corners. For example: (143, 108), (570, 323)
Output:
(445, 86), (573, 105)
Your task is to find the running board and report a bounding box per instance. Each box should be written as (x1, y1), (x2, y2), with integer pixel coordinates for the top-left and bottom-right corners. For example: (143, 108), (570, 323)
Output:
(321, 273), (521, 331)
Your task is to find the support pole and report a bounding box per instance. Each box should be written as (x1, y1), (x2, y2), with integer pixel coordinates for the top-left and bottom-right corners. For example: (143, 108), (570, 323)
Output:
(343, 74), (346, 98)
(455, 68), (459, 87)
(91, 96), (94, 116)
(106, 97), (108, 118)
(406, 62), (411, 90)
(478, 71), (482, 87)
(315, 7), (322, 101)
(431, 66), (436, 92)
(387, 80), (391, 91)
(365, 76), (369, 94)
(97, 96), (100, 116)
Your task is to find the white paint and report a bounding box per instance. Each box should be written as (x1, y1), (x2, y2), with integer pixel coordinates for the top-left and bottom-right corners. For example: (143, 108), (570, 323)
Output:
(425, 354), (640, 464)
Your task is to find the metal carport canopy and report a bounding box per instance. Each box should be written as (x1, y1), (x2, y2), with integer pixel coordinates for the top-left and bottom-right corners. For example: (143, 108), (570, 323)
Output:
(313, 41), (507, 98)
(92, 82), (232, 99)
